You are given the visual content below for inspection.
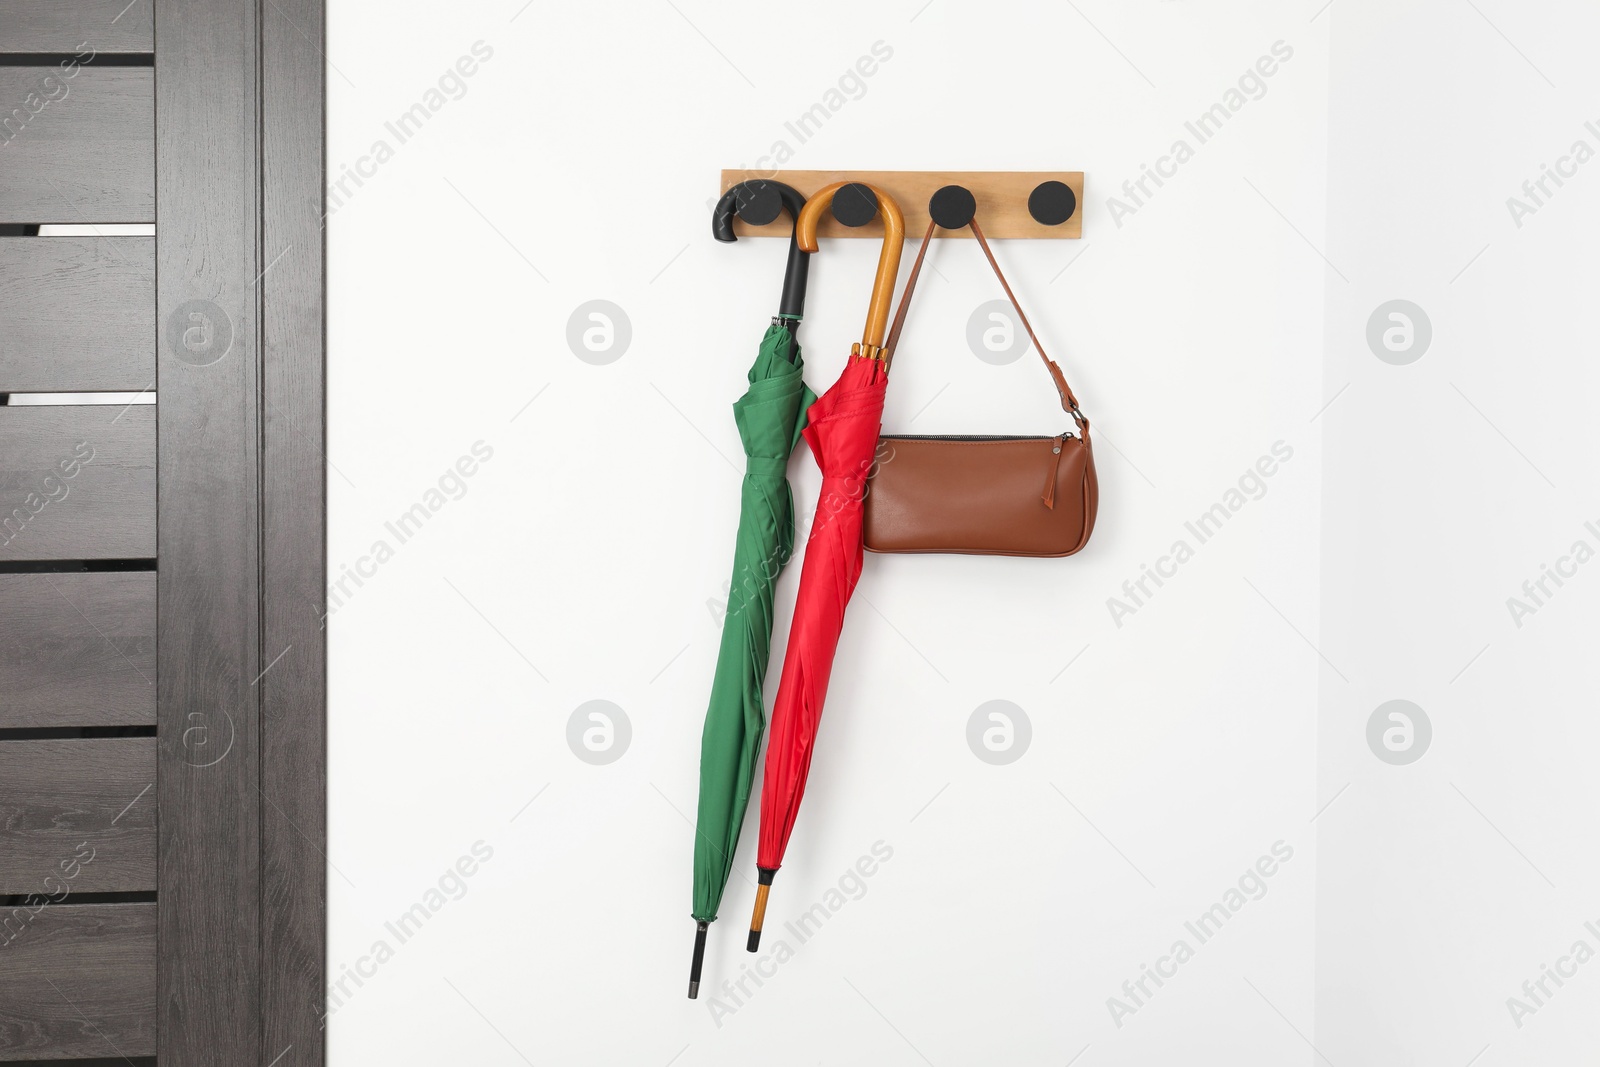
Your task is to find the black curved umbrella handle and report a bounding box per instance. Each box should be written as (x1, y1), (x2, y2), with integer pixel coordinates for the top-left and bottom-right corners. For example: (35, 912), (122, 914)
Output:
(712, 180), (810, 322)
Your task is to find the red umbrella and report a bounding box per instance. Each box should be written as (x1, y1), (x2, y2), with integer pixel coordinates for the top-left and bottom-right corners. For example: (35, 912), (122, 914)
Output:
(747, 181), (904, 950)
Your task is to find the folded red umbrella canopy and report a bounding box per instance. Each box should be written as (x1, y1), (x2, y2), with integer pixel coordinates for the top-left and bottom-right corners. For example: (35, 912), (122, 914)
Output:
(748, 182), (904, 950)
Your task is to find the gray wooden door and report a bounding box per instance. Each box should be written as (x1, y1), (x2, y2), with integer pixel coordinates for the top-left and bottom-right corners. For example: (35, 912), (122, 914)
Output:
(0, 1), (326, 1062)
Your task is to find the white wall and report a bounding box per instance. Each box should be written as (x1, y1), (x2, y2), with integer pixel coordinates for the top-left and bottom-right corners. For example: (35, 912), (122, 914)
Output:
(1317, 1), (1600, 1063)
(328, 2), (1328, 1063)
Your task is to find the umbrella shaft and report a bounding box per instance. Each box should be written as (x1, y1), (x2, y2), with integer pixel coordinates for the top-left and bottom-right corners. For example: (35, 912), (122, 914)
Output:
(688, 921), (709, 999)
(747, 883), (772, 953)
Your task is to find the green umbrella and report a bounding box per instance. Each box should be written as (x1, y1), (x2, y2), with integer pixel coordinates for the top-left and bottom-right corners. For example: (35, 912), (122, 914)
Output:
(689, 182), (814, 998)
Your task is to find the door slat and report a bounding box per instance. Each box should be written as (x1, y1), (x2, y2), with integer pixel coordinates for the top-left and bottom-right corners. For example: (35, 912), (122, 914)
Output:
(0, 236), (154, 393)
(0, 1), (154, 54)
(0, 738), (156, 895)
(0, 405), (155, 562)
(0, 67), (154, 225)
(0, 903), (156, 1061)
(0, 571), (155, 727)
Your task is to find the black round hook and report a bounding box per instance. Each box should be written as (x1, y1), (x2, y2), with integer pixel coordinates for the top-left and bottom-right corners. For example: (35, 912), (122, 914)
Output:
(712, 179), (811, 321)
(713, 179), (805, 241)
(928, 185), (977, 230)
(831, 182), (880, 228)
(1027, 180), (1077, 226)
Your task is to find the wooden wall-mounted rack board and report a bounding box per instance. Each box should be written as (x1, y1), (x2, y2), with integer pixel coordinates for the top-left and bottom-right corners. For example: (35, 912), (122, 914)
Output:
(718, 170), (1084, 239)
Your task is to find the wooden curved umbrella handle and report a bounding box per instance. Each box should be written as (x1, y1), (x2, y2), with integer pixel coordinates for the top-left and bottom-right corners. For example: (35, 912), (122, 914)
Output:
(796, 182), (905, 360)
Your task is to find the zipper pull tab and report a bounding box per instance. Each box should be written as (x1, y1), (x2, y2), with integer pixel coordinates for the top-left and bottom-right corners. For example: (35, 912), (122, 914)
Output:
(1042, 435), (1067, 510)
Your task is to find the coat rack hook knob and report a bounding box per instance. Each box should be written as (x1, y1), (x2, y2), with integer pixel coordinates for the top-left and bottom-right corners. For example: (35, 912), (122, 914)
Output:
(928, 184), (977, 229)
(831, 182), (880, 227)
(734, 181), (783, 226)
(1028, 180), (1077, 226)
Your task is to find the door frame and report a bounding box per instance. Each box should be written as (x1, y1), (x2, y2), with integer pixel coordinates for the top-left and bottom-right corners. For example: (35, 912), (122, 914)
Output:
(155, 0), (326, 1062)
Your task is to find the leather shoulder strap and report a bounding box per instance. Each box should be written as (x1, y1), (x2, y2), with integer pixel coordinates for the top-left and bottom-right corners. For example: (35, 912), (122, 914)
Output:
(884, 216), (1086, 430)
(883, 220), (935, 371)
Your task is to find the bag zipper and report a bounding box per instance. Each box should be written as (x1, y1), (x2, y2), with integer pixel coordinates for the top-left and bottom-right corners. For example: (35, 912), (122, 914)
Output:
(882, 432), (1079, 442)
(878, 433), (1076, 508)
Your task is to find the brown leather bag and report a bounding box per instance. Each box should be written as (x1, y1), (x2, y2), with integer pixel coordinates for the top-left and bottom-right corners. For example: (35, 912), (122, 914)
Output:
(863, 217), (1098, 557)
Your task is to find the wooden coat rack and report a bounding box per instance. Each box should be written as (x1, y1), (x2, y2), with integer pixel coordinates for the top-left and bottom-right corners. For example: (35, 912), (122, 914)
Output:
(717, 170), (1083, 239)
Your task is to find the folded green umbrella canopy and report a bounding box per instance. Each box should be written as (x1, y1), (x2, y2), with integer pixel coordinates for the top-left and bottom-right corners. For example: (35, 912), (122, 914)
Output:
(688, 320), (815, 997)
